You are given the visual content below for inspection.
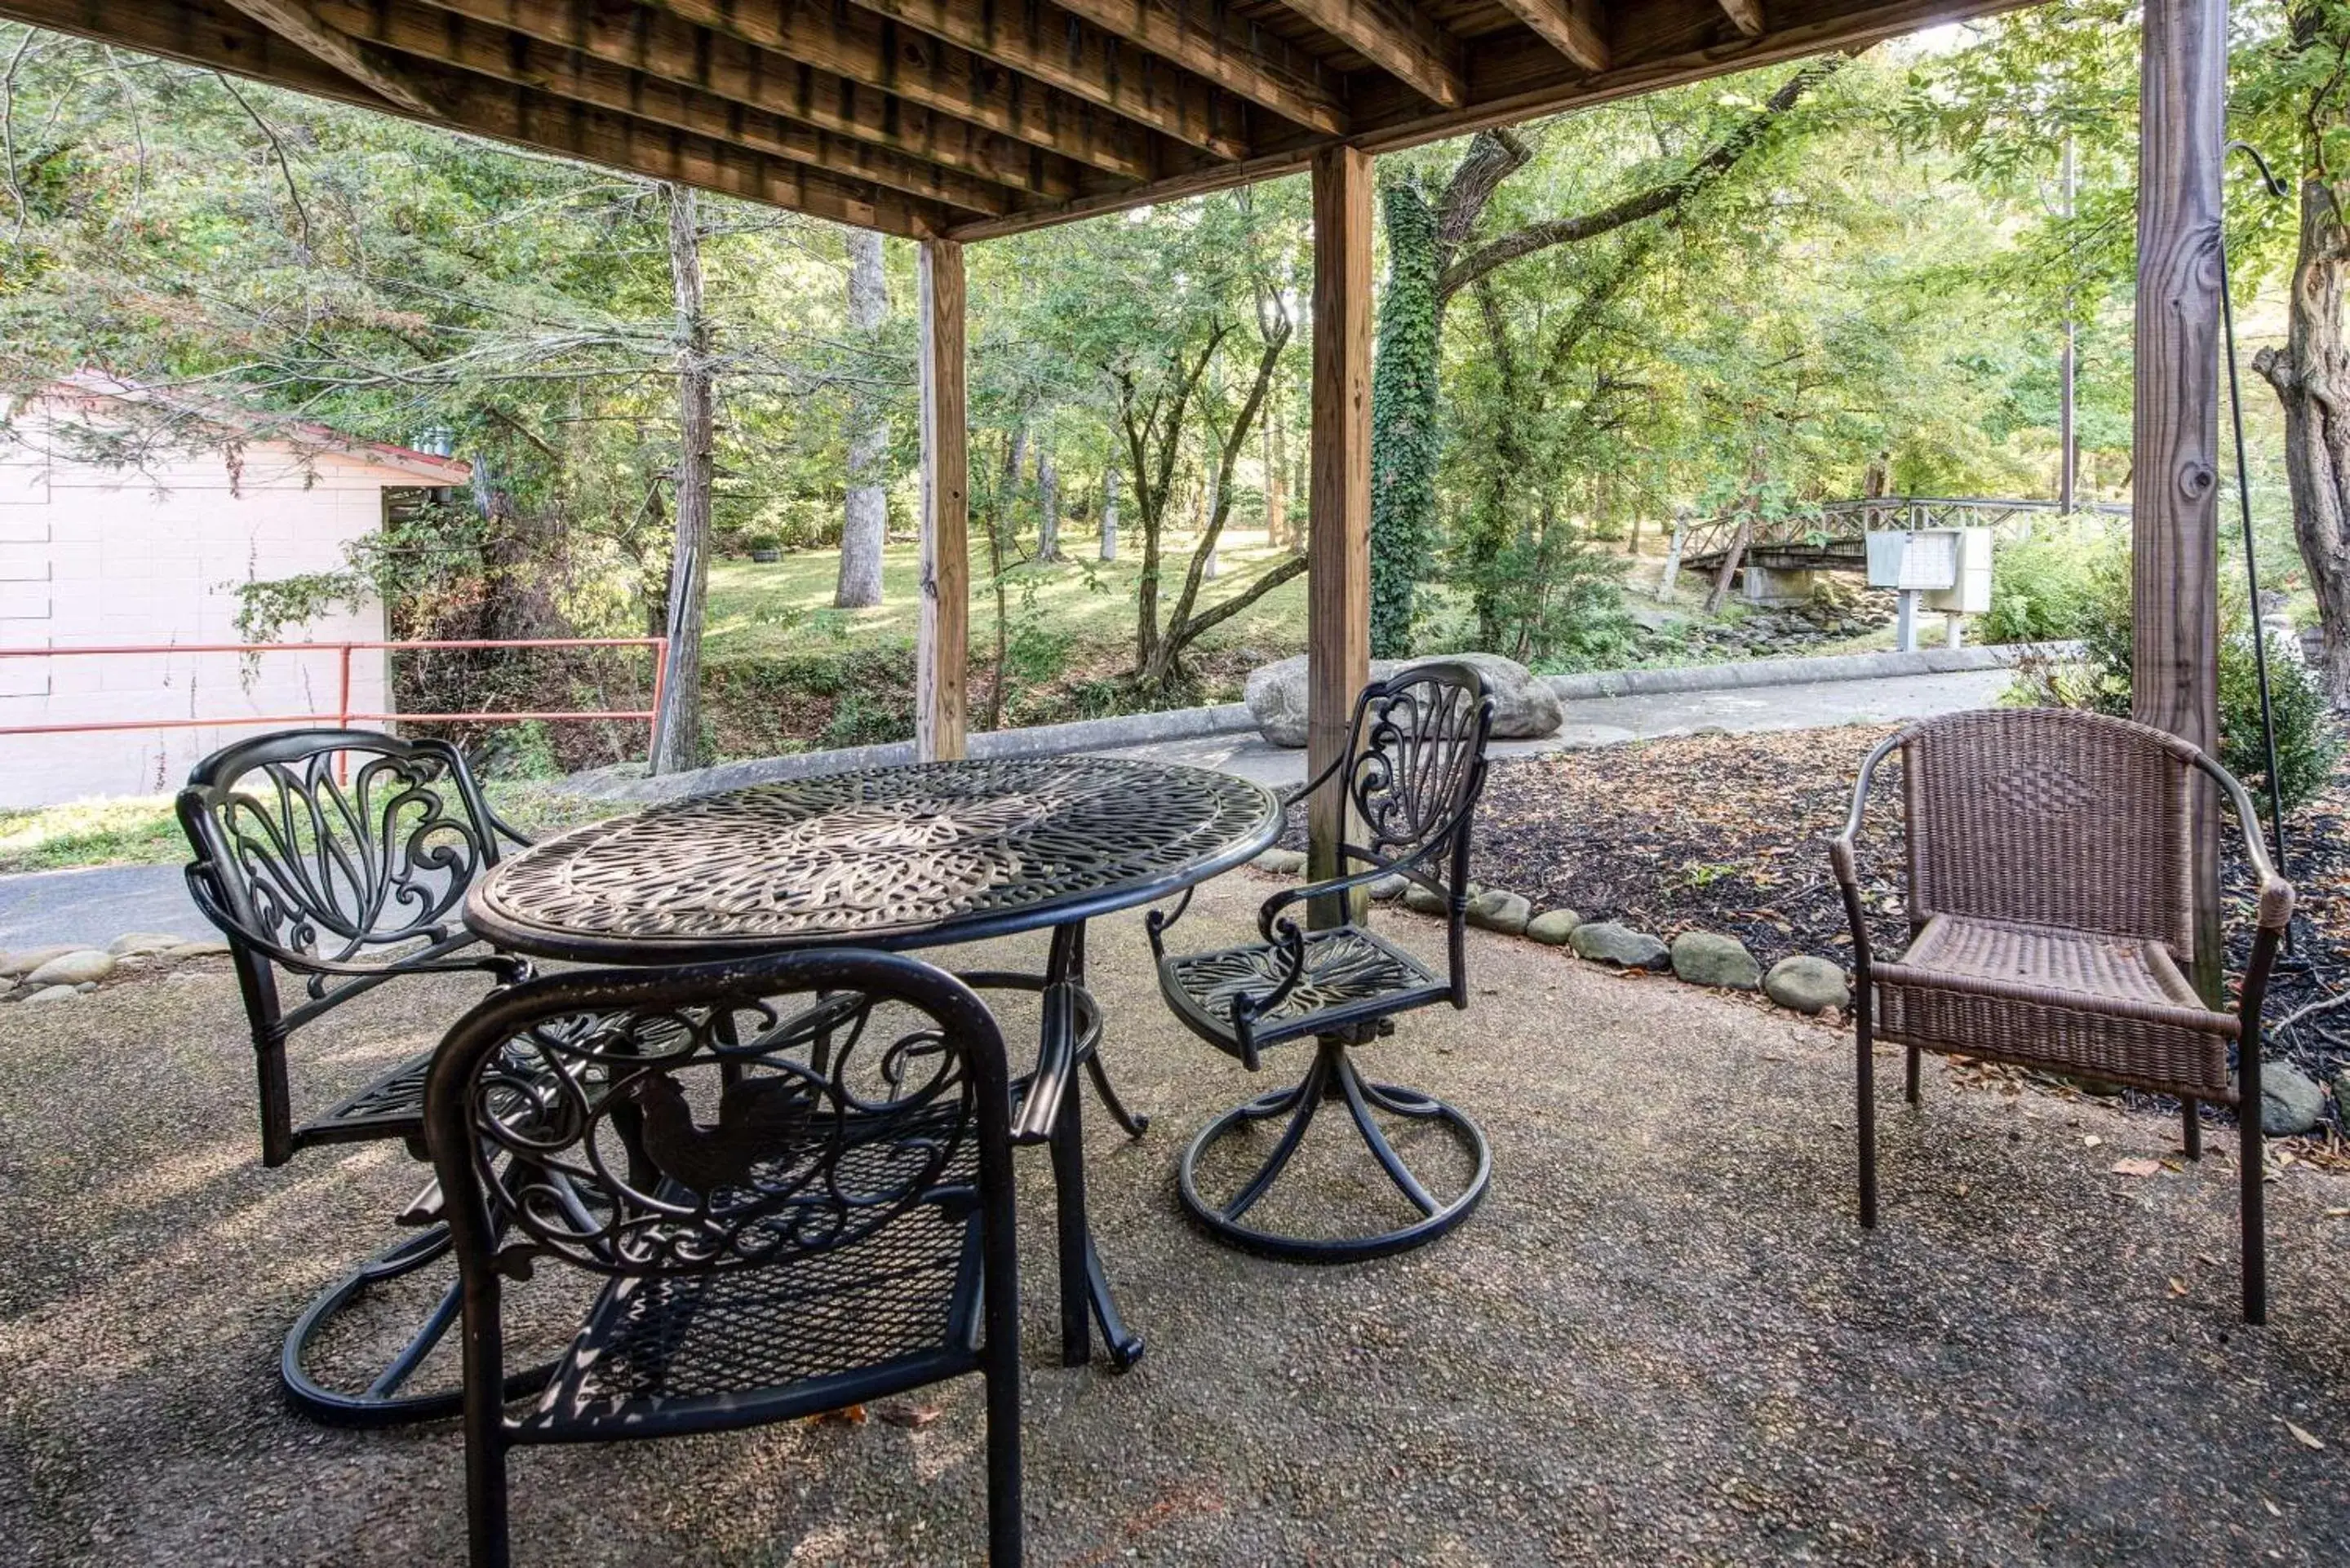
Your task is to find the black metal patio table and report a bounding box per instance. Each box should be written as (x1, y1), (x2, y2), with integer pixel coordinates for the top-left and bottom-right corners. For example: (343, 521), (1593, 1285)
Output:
(463, 754), (1283, 1370)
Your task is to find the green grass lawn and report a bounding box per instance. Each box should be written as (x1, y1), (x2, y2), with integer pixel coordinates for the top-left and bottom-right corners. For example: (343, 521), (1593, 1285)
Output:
(0, 780), (626, 876)
(704, 527), (1310, 664)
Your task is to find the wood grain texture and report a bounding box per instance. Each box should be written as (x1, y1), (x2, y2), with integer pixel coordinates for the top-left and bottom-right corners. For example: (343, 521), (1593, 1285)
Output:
(313, 0), (1014, 213)
(403, 0), (1088, 197)
(1306, 144), (1373, 928)
(2131, 0), (2225, 994)
(1491, 0), (1609, 72)
(854, 0), (1257, 159)
(1714, 0), (1766, 35)
(1040, 0), (1349, 134)
(917, 239), (970, 764)
(1273, 0), (1465, 107)
(220, 0), (441, 113)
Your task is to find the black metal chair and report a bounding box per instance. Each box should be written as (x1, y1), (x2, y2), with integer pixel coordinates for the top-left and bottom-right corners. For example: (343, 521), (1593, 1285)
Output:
(1150, 662), (1497, 1262)
(177, 727), (536, 1424)
(423, 949), (1026, 1568)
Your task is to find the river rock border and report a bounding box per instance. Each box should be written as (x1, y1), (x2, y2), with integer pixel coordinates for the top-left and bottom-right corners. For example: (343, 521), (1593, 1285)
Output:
(0, 932), (232, 1006)
(1249, 850), (1851, 1018)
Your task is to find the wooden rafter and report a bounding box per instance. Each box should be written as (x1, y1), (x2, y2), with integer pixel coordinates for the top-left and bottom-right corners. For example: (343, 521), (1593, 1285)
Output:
(851, 0), (1256, 160)
(1040, 0), (1349, 135)
(0, 0), (951, 235)
(1270, 0), (1463, 109)
(308, 0), (1017, 214)
(1714, 0), (1765, 36)
(219, 0), (440, 113)
(428, 0), (1155, 182)
(1493, 0), (1611, 73)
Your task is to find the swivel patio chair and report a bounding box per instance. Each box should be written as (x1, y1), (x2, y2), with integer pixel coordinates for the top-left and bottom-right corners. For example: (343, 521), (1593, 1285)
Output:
(1151, 662), (1496, 1262)
(1831, 706), (2295, 1322)
(423, 949), (1025, 1568)
(178, 727), (537, 1423)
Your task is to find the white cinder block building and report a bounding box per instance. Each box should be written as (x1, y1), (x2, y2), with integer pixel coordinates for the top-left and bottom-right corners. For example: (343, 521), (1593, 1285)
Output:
(0, 375), (468, 808)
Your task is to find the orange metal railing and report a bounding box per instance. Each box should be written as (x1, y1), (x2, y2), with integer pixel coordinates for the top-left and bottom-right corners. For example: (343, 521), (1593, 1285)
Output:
(0, 637), (668, 737)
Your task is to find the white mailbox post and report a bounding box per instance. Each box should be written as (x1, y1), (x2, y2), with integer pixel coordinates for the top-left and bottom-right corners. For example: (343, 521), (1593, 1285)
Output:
(1865, 528), (1992, 651)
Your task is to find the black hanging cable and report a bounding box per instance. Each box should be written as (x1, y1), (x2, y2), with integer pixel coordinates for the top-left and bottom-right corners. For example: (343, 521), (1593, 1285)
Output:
(2218, 139), (2291, 884)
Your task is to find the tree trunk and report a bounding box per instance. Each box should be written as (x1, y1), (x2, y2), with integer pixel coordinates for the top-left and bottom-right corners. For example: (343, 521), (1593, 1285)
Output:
(1036, 441), (1062, 560)
(1703, 516), (1750, 617)
(836, 228), (889, 609)
(650, 184), (713, 775)
(1264, 394), (1287, 547)
(1100, 464), (1120, 561)
(2257, 171), (2350, 703)
(1200, 458), (1221, 579)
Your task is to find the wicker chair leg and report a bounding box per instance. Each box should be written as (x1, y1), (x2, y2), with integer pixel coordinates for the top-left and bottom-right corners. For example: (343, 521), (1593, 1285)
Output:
(1856, 1016), (1879, 1229)
(2181, 1098), (2202, 1161)
(1904, 1045), (1922, 1106)
(2241, 1114), (2268, 1327)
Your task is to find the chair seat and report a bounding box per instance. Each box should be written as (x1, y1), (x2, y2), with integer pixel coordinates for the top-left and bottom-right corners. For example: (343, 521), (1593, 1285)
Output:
(513, 1196), (986, 1443)
(1873, 915), (2236, 1098)
(1158, 924), (1446, 1057)
(293, 1048), (434, 1150)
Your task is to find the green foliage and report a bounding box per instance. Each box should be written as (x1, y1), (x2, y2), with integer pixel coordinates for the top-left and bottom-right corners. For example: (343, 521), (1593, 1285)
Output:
(2011, 541), (2342, 816)
(1979, 528), (2113, 644)
(1368, 179), (1441, 658)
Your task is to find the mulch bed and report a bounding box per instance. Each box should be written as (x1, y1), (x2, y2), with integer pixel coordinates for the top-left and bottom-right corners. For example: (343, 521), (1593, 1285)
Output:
(1462, 724), (2350, 1135)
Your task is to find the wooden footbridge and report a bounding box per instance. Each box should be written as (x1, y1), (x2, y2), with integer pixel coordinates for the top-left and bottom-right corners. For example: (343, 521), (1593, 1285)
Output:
(1676, 496), (2131, 577)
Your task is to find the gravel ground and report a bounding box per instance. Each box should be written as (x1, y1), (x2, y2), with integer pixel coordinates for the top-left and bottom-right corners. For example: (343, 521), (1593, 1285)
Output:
(4, 875), (2349, 1566)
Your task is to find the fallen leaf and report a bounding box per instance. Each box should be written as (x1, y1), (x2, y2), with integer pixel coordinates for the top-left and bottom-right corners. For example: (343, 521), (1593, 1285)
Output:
(810, 1403), (869, 1426)
(2083, 1135), (2104, 1149)
(877, 1403), (943, 1429)
(2168, 1277), (2189, 1297)
(2110, 1158), (2162, 1178)
(2285, 1420), (2326, 1451)
(2264, 1498), (2283, 1518)
(2196, 1253), (2222, 1268)
(2326, 1207), (2348, 1218)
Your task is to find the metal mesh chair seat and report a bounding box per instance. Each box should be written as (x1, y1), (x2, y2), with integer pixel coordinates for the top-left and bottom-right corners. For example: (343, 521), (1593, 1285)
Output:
(300, 1048), (436, 1146)
(1158, 926), (1443, 1056)
(1874, 914), (2236, 1099)
(517, 1198), (984, 1441)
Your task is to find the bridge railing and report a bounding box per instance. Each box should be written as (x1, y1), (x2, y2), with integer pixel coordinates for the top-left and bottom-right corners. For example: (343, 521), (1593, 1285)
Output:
(1674, 495), (2131, 572)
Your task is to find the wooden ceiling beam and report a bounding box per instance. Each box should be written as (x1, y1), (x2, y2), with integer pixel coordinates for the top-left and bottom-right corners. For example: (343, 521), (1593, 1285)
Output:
(1492, 0), (1610, 73)
(1714, 0), (1767, 36)
(432, 0), (1153, 182)
(218, 0), (444, 113)
(1269, 0), (1463, 109)
(1012, 0), (1347, 135)
(848, 0), (1257, 160)
(0, 0), (951, 234)
(309, 0), (1018, 214)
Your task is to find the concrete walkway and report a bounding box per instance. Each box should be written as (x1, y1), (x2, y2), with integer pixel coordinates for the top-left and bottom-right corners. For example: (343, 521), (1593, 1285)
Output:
(1102, 665), (2015, 788)
(0, 665), (2013, 951)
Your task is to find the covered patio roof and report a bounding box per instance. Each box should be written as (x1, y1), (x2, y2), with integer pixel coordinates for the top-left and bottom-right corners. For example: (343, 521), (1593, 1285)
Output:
(10, 0), (2032, 239)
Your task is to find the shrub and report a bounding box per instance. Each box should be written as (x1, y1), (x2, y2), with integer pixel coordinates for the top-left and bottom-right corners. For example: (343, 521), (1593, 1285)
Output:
(2008, 543), (2339, 817)
(1979, 529), (2108, 644)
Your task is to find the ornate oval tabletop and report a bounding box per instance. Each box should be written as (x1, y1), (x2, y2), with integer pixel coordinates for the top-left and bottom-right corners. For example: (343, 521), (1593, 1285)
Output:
(466, 755), (1284, 963)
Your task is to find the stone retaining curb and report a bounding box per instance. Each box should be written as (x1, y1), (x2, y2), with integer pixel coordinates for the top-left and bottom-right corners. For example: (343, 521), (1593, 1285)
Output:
(1542, 640), (2079, 701)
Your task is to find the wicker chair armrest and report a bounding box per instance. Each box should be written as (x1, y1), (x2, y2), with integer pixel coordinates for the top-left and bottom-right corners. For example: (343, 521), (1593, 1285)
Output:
(2188, 753), (2296, 932)
(1830, 731), (1904, 890)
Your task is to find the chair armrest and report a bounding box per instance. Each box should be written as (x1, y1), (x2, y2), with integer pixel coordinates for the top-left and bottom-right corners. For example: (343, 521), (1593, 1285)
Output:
(2187, 753), (2296, 933)
(185, 862), (526, 986)
(1829, 731), (1903, 891)
(1277, 744), (1351, 815)
(1009, 981), (1082, 1144)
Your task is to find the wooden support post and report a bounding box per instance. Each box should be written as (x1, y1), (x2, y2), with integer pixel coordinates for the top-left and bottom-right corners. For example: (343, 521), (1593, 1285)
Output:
(917, 237), (969, 762)
(1306, 144), (1374, 930)
(2132, 0), (2225, 999)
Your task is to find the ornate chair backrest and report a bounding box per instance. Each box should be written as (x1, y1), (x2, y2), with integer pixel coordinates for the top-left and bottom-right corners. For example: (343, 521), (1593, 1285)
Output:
(423, 951), (1017, 1331)
(178, 728), (514, 978)
(1900, 706), (2197, 956)
(1337, 662), (1496, 904)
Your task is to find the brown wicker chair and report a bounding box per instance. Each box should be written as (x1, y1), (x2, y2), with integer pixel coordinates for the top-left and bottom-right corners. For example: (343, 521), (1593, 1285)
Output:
(1829, 706), (2295, 1323)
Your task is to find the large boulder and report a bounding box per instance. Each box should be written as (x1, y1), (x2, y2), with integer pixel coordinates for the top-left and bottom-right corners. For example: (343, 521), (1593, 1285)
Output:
(1244, 653), (1565, 748)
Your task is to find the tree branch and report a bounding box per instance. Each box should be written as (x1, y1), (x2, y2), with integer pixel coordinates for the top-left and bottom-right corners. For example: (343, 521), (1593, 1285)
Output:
(1436, 55), (1847, 305)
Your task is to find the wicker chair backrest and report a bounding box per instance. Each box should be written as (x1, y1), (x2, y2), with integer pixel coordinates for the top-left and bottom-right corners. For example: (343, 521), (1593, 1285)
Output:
(1900, 706), (2197, 955)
